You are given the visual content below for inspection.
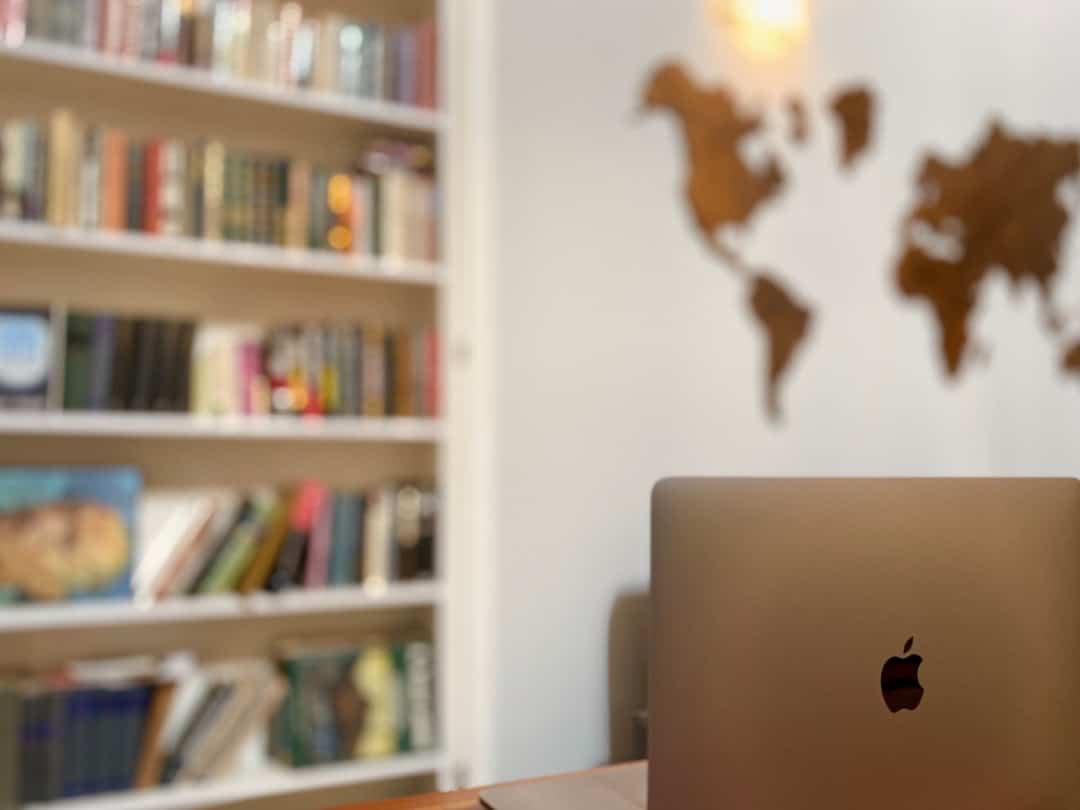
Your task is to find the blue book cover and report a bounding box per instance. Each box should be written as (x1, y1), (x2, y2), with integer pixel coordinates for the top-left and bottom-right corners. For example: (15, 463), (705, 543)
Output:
(0, 308), (51, 410)
(0, 467), (141, 602)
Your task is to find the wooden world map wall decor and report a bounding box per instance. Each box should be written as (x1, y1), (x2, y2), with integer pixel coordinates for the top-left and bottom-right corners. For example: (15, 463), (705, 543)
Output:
(641, 59), (1080, 423)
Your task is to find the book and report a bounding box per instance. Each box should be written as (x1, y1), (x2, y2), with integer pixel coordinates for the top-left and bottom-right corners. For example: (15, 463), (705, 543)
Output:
(107, 317), (135, 409)
(196, 490), (278, 594)
(328, 492), (361, 586)
(362, 324), (385, 416)
(362, 486), (392, 587)
(404, 641), (436, 750)
(156, 491), (241, 598)
(135, 489), (215, 598)
(160, 683), (233, 784)
(236, 496), (290, 593)
(87, 315), (117, 410)
(268, 482), (318, 591)
(63, 314), (94, 410)
(128, 319), (159, 411)
(0, 308), (50, 410)
(125, 139), (145, 231)
(0, 467), (140, 602)
(302, 485), (332, 588)
(394, 484), (436, 580)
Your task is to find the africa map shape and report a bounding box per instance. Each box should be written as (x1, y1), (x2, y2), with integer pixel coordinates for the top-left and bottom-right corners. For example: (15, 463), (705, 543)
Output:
(642, 60), (1080, 422)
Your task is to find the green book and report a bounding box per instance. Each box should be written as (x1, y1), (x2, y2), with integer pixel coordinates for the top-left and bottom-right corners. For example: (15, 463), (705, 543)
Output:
(63, 315), (95, 410)
(392, 644), (410, 753)
(197, 492), (278, 594)
(327, 493), (349, 586)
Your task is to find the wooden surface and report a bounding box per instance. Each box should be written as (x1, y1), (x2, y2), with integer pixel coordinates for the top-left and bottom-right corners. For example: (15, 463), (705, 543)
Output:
(337, 764), (644, 810)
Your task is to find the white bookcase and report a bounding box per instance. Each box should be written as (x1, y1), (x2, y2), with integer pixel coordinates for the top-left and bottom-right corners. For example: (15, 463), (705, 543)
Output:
(0, 0), (473, 806)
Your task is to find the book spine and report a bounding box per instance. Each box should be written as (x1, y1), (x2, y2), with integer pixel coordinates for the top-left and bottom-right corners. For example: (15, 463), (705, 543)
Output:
(302, 485), (332, 587)
(362, 324), (384, 416)
(121, 0), (143, 60)
(61, 690), (89, 797)
(63, 315), (94, 411)
(42, 691), (65, 801)
(150, 320), (178, 411)
(405, 641), (436, 750)
(125, 140), (144, 232)
(142, 139), (161, 233)
(202, 140), (224, 240)
(79, 128), (102, 230)
(88, 315), (117, 411)
(158, 0), (180, 62)
(46, 109), (74, 227)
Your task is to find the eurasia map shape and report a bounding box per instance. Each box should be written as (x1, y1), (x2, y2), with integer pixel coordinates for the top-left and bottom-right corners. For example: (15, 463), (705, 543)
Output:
(641, 60), (1080, 422)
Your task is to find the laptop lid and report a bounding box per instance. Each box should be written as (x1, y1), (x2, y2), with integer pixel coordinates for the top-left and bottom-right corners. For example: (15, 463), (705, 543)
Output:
(650, 478), (1080, 810)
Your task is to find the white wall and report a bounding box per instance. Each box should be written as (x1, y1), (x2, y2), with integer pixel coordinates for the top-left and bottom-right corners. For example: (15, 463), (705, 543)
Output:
(485, 0), (1080, 782)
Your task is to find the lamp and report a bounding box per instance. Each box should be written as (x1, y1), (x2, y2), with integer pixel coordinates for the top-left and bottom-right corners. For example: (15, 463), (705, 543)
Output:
(711, 0), (810, 58)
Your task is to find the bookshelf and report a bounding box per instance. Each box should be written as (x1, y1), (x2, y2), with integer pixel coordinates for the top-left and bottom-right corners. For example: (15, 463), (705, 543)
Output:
(0, 0), (468, 806)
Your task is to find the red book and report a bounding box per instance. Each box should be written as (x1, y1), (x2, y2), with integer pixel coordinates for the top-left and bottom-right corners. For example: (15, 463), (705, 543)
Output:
(424, 327), (439, 417)
(143, 140), (162, 233)
(302, 485), (332, 588)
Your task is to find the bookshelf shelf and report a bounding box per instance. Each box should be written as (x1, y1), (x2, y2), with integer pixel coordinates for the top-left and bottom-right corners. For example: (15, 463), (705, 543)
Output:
(0, 413), (442, 443)
(0, 40), (445, 135)
(0, 582), (444, 633)
(23, 751), (449, 810)
(0, 220), (444, 286)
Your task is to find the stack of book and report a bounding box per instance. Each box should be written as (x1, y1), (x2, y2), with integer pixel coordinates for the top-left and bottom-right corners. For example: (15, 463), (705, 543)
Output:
(136, 481), (438, 601)
(4, 309), (441, 417)
(271, 637), (436, 768)
(0, 111), (439, 259)
(0, 652), (283, 803)
(5, 1), (438, 109)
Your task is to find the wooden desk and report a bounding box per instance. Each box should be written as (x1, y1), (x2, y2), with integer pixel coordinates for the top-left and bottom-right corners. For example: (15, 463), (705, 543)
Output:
(337, 764), (645, 810)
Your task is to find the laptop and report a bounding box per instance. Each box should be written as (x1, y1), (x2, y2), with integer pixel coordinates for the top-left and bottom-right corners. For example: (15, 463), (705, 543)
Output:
(483, 478), (1080, 809)
(650, 478), (1080, 809)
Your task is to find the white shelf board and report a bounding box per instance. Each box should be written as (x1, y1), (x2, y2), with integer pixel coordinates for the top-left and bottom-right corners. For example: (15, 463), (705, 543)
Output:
(0, 39), (445, 134)
(0, 412), (442, 442)
(0, 220), (443, 286)
(24, 751), (448, 810)
(0, 581), (443, 633)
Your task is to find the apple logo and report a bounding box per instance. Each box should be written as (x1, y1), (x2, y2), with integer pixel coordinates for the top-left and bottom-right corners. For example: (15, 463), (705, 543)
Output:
(880, 636), (924, 713)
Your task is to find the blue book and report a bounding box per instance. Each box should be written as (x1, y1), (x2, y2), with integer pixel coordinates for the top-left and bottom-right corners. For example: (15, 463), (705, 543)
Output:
(87, 316), (117, 411)
(0, 467), (141, 602)
(61, 690), (92, 797)
(117, 686), (152, 790)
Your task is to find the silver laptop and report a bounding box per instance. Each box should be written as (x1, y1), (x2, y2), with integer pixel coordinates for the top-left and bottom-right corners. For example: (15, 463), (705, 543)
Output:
(650, 477), (1080, 809)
